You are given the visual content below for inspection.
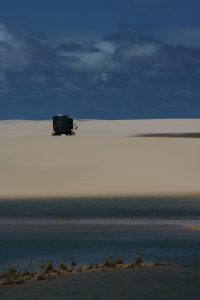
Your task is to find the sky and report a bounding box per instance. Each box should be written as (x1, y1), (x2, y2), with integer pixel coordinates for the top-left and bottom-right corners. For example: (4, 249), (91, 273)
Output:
(0, 0), (200, 119)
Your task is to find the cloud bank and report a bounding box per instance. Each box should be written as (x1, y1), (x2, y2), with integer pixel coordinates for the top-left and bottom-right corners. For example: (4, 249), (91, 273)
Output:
(0, 24), (200, 119)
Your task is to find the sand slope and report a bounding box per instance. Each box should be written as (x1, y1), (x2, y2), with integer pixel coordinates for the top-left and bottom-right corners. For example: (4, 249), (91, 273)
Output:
(0, 119), (200, 199)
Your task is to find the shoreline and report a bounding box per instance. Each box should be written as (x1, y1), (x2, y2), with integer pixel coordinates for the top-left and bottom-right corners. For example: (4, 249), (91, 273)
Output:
(1, 194), (200, 201)
(0, 258), (174, 288)
(1, 264), (199, 300)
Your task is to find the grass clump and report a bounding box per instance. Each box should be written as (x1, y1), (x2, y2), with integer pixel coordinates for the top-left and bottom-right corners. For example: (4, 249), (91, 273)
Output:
(115, 256), (124, 265)
(59, 263), (68, 271)
(43, 261), (54, 274)
(135, 253), (144, 265)
(104, 256), (124, 268)
(2, 266), (19, 281)
(1, 265), (25, 284)
(71, 257), (77, 267)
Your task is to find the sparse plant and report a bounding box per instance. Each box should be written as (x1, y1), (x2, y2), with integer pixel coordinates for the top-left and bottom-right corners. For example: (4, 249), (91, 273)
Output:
(94, 262), (100, 268)
(8, 266), (18, 275)
(104, 255), (124, 268)
(22, 271), (31, 276)
(71, 257), (77, 267)
(154, 262), (160, 266)
(115, 255), (124, 265)
(22, 261), (34, 276)
(40, 263), (45, 271)
(59, 263), (68, 271)
(79, 266), (83, 272)
(28, 260), (34, 272)
(104, 256), (115, 268)
(0, 253), (155, 287)
(135, 253), (144, 265)
(88, 263), (94, 269)
(2, 265), (20, 282)
(53, 269), (62, 276)
(129, 262), (135, 268)
(43, 261), (54, 274)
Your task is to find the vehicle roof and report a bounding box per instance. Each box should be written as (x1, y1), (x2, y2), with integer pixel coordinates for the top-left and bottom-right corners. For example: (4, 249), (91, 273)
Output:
(53, 115), (72, 118)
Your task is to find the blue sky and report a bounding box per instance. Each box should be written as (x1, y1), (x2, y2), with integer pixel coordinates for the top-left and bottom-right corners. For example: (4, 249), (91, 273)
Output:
(0, 0), (200, 119)
(1, 0), (200, 40)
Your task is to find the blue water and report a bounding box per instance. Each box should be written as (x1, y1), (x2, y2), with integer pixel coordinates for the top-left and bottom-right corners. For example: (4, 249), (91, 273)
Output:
(0, 198), (200, 271)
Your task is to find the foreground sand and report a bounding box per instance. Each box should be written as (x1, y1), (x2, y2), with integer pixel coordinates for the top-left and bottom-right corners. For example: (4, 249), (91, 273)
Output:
(2, 265), (199, 300)
(0, 119), (200, 199)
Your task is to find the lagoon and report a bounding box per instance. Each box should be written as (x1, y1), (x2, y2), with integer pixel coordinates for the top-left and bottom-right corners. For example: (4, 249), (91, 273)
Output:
(0, 198), (200, 270)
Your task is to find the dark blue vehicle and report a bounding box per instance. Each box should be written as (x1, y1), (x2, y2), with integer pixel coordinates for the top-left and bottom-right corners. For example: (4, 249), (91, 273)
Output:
(52, 115), (75, 135)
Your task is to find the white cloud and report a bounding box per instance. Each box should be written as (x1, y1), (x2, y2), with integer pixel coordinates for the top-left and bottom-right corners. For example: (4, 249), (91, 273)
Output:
(0, 24), (12, 43)
(0, 23), (25, 50)
(0, 23), (30, 71)
(118, 43), (160, 61)
(79, 51), (108, 66)
(59, 43), (119, 72)
(94, 41), (117, 54)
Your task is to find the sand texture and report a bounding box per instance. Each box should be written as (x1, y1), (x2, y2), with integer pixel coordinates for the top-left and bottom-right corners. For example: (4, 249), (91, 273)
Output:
(0, 119), (200, 199)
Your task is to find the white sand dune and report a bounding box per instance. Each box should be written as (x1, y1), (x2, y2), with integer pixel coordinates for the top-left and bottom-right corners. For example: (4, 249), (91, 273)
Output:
(0, 119), (200, 137)
(0, 119), (200, 199)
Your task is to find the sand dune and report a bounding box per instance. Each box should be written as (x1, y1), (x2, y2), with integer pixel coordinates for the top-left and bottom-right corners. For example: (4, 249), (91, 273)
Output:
(0, 119), (200, 199)
(0, 119), (200, 137)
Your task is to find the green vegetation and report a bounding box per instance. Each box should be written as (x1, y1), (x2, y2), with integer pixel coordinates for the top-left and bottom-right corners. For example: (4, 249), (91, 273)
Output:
(104, 256), (124, 268)
(59, 263), (68, 271)
(1, 265), (24, 284)
(43, 261), (54, 274)
(0, 254), (166, 287)
(135, 253), (144, 265)
(71, 257), (77, 267)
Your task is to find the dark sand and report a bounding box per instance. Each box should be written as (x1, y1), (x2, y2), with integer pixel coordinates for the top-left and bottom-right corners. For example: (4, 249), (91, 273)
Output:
(0, 266), (200, 300)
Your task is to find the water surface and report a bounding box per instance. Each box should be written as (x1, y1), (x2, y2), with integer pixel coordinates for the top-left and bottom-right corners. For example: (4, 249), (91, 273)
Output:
(0, 198), (200, 270)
